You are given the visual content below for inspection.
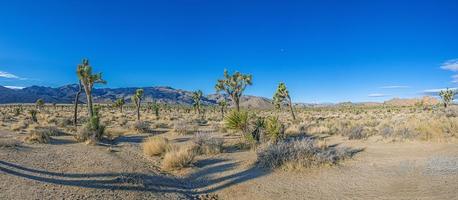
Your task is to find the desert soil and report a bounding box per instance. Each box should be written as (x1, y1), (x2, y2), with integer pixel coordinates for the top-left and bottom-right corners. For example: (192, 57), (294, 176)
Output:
(1, 130), (457, 200)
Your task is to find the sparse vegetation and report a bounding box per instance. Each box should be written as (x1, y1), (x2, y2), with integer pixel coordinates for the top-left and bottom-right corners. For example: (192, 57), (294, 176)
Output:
(142, 136), (170, 157)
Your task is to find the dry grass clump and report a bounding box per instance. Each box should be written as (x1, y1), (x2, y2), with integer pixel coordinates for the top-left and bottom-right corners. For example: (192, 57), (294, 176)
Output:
(132, 121), (151, 133)
(24, 128), (51, 144)
(142, 136), (170, 157)
(34, 126), (67, 136)
(0, 139), (21, 148)
(162, 144), (198, 170)
(257, 138), (359, 170)
(193, 132), (224, 155)
(173, 120), (198, 135)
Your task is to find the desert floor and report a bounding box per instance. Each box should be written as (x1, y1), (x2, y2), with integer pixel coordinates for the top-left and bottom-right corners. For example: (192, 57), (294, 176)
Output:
(1, 129), (457, 200)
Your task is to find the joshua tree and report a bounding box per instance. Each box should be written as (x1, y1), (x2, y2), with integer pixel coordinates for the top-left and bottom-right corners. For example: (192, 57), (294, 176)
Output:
(114, 98), (125, 113)
(218, 99), (227, 120)
(192, 90), (203, 115)
(36, 99), (45, 110)
(273, 82), (296, 121)
(73, 81), (83, 128)
(215, 69), (252, 112)
(439, 88), (456, 108)
(132, 89), (144, 121)
(76, 58), (106, 118)
(152, 102), (160, 119)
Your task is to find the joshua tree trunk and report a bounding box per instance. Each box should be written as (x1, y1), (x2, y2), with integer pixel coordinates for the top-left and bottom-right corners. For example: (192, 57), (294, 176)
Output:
(221, 107), (225, 120)
(136, 101), (141, 121)
(234, 96), (240, 112)
(120, 106), (123, 113)
(73, 81), (82, 128)
(85, 88), (94, 118)
(288, 96), (296, 121)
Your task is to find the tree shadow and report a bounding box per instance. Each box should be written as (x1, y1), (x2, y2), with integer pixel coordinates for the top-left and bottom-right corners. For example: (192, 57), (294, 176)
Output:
(0, 158), (269, 196)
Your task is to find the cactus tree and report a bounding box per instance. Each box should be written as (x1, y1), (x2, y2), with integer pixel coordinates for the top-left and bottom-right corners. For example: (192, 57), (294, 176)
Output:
(132, 89), (144, 121)
(215, 69), (252, 112)
(439, 88), (456, 108)
(76, 58), (106, 118)
(115, 98), (125, 113)
(192, 90), (203, 115)
(273, 82), (296, 120)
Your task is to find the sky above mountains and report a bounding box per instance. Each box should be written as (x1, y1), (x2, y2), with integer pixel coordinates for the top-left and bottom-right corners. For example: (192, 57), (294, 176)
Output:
(1, 0), (458, 103)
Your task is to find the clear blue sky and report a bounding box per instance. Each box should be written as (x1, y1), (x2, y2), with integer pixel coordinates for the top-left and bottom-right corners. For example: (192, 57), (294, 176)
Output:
(1, 0), (458, 103)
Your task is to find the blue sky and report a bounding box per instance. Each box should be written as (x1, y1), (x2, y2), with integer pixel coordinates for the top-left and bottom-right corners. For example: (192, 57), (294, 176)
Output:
(0, 0), (457, 103)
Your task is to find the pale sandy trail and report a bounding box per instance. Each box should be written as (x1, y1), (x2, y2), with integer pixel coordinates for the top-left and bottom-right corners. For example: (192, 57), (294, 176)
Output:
(0, 132), (191, 200)
(207, 138), (458, 200)
(1, 130), (458, 200)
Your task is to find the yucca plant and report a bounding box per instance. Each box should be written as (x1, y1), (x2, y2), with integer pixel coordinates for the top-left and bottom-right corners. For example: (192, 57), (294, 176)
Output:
(273, 82), (296, 121)
(439, 88), (456, 108)
(215, 69), (252, 112)
(76, 58), (106, 118)
(132, 89), (144, 121)
(264, 116), (285, 142)
(224, 110), (249, 134)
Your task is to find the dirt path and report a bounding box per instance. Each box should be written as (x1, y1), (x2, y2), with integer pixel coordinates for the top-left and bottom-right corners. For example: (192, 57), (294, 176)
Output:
(206, 137), (458, 200)
(1, 131), (458, 200)
(0, 132), (191, 200)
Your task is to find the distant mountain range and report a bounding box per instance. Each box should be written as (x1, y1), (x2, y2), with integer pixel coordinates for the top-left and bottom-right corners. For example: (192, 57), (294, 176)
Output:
(0, 84), (441, 108)
(0, 84), (274, 108)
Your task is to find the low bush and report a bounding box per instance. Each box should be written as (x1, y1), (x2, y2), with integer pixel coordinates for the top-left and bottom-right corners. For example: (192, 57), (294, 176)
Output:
(24, 128), (51, 144)
(193, 132), (224, 155)
(132, 121), (150, 133)
(162, 144), (198, 170)
(257, 138), (359, 170)
(142, 136), (170, 157)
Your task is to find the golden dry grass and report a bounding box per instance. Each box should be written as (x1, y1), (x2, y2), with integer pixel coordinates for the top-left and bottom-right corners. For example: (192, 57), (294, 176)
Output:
(142, 136), (170, 157)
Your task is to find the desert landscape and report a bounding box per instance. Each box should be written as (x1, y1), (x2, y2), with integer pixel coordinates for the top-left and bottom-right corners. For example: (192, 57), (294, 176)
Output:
(1, 66), (458, 199)
(1, 1), (458, 199)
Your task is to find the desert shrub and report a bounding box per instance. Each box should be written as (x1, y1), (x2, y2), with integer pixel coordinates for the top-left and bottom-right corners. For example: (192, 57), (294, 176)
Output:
(24, 128), (51, 144)
(11, 120), (30, 132)
(58, 117), (73, 127)
(132, 121), (150, 133)
(162, 144), (198, 170)
(142, 136), (170, 157)
(193, 132), (224, 155)
(224, 110), (249, 134)
(346, 126), (368, 140)
(75, 107), (105, 142)
(0, 139), (21, 148)
(257, 138), (358, 170)
(173, 120), (197, 135)
(28, 109), (38, 123)
(34, 126), (67, 136)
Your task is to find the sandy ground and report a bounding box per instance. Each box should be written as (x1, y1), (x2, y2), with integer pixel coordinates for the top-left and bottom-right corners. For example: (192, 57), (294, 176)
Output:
(1, 130), (458, 200)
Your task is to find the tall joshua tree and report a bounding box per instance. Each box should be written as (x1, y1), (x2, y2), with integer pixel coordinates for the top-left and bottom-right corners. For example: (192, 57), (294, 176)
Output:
(218, 99), (227, 120)
(273, 82), (296, 121)
(132, 89), (144, 121)
(192, 90), (203, 115)
(439, 88), (456, 108)
(215, 69), (252, 112)
(73, 81), (83, 128)
(77, 58), (106, 118)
